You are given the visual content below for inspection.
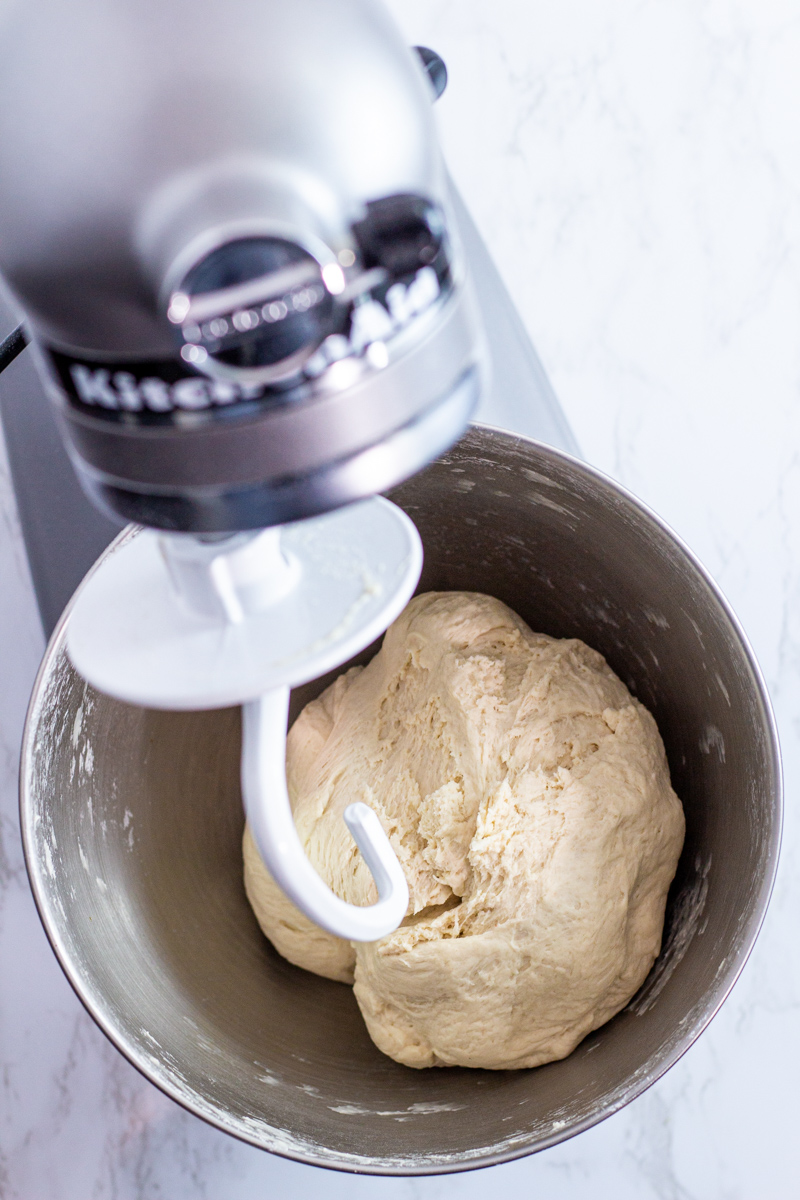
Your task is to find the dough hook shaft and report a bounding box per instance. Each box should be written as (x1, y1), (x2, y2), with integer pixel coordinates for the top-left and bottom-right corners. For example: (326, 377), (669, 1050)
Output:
(241, 687), (409, 941)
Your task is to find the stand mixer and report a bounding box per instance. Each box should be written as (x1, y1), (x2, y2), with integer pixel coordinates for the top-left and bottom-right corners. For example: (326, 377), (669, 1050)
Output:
(0, 0), (487, 940)
(1, 3), (783, 1171)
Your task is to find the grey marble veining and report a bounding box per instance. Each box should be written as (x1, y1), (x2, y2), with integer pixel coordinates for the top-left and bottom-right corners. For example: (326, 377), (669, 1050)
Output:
(2, 1), (800, 1196)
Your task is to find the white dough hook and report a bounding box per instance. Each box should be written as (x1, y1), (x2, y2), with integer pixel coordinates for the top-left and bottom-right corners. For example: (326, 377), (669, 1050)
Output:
(65, 497), (422, 943)
(242, 689), (408, 940)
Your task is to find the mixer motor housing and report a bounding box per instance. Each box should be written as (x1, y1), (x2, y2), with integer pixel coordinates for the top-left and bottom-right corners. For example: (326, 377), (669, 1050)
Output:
(0, 0), (483, 532)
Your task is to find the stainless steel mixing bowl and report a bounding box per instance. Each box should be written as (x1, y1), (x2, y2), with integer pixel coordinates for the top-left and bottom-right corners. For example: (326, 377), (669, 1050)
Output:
(20, 426), (781, 1175)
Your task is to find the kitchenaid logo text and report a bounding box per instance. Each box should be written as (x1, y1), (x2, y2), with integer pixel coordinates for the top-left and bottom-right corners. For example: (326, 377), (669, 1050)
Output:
(69, 365), (263, 413)
(60, 264), (444, 415)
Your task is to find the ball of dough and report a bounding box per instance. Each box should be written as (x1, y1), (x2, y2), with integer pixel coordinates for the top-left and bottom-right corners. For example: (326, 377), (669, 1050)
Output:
(243, 592), (685, 1070)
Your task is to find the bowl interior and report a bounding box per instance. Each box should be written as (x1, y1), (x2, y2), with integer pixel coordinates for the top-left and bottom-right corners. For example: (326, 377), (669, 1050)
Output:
(22, 428), (780, 1174)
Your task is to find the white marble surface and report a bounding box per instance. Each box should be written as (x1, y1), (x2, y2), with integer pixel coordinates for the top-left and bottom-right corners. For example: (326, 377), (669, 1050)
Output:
(2, 1), (800, 1195)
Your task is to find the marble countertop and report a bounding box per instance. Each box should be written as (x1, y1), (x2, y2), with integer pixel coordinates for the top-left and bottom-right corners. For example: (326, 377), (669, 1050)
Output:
(2, 2), (799, 1196)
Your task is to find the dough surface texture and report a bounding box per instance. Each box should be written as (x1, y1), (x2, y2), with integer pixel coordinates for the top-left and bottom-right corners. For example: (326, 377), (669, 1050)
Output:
(243, 592), (685, 1070)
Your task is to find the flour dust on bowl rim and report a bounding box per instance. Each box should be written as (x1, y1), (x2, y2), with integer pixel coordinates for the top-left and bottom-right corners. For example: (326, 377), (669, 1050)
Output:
(20, 426), (781, 1175)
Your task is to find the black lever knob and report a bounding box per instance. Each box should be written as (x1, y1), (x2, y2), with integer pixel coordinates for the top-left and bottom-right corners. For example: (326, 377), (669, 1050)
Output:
(414, 46), (448, 101)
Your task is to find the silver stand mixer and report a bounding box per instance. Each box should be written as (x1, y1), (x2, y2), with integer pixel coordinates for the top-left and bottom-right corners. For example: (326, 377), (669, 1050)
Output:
(3, 5), (781, 1171)
(0, 0), (576, 940)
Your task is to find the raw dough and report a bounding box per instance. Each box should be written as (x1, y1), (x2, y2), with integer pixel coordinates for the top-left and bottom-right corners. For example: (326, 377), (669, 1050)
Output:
(243, 592), (685, 1070)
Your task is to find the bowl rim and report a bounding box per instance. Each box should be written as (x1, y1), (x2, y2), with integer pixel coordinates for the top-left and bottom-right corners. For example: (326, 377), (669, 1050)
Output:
(18, 425), (784, 1176)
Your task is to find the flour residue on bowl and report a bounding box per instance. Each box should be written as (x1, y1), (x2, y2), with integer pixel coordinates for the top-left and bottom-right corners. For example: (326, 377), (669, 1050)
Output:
(329, 1100), (466, 1118)
(68, 698), (96, 781)
(700, 725), (726, 763)
(643, 608), (670, 630)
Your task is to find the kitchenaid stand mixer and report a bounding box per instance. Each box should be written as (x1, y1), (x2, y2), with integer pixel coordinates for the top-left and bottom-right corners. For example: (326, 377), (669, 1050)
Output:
(3, 3), (784, 1173)
(0, 0), (485, 940)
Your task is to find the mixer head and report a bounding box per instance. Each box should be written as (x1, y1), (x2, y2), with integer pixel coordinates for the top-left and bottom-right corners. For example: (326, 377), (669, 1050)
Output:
(0, 0), (483, 533)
